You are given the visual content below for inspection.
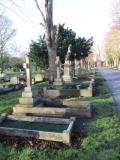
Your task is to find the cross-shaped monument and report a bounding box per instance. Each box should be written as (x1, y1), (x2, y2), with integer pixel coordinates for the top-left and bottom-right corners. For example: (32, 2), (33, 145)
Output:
(13, 55), (37, 114)
(63, 44), (72, 83)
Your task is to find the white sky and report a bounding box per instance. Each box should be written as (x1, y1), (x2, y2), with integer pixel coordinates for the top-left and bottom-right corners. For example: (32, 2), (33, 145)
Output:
(0, 0), (114, 56)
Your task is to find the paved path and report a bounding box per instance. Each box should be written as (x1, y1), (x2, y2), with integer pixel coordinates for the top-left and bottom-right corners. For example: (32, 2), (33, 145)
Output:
(99, 68), (120, 116)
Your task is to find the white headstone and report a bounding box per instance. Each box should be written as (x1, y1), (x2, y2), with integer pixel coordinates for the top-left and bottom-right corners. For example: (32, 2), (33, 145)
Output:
(53, 56), (63, 86)
(35, 74), (44, 82)
(63, 59), (72, 83)
(10, 77), (19, 84)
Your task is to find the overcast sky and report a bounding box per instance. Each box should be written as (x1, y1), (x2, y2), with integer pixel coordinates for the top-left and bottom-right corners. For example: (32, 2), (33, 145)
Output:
(0, 0), (114, 55)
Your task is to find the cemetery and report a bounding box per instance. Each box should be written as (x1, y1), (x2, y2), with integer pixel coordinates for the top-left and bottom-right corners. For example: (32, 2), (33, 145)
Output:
(0, 54), (94, 145)
(0, 56), (119, 158)
(12, 56), (93, 119)
(0, 0), (120, 159)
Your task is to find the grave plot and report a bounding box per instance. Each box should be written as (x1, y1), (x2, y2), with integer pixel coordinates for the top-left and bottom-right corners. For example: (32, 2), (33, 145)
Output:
(0, 114), (75, 144)
(14, 100), (92, 118)
(44, 79), (94, 98)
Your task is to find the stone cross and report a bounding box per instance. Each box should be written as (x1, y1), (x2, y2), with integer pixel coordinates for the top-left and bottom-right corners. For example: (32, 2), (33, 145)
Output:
(23, 56), (32, 87)
(55, 56), (61, 79)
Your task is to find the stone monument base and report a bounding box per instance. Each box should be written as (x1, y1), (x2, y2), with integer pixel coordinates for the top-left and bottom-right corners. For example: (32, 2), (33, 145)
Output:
(13, 86), (39, 114)
(63, 75), (72, 83)
(53, 78), (63, 87)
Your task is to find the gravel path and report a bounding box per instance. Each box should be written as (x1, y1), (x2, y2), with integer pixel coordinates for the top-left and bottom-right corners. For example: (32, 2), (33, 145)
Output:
(99, 68), (120, 116)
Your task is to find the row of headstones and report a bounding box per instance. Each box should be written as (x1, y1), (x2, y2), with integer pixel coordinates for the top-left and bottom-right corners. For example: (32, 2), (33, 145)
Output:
(13, 55), (95, 110)
(20, 51), (95, 88)
(54, 55), (95, 86)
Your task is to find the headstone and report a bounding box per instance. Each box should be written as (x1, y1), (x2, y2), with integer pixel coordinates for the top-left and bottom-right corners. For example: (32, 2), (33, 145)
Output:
(74, 59), (80, 76)
(10, 76), (19, 84)
(18, 72), (26, 84)
(53, 56), (63, 87)
(62, 45), (72, 82)
(0, 73), (5, 78)
(35, 74), (44, 82)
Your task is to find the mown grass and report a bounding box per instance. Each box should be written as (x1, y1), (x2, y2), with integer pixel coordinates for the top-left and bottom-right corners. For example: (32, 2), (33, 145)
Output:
(0, 81), (49, 114)
(4, 70), (46, 78)
(0, 70), (120, 160)
(0, 90), (22, 114)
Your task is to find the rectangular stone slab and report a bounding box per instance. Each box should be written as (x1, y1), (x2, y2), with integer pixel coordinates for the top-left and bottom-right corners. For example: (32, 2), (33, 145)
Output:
(13, 105), (91, 118)
(62, 101), (91, 108)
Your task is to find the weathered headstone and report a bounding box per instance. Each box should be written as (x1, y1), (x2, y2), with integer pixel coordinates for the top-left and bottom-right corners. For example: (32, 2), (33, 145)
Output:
(63, 45), (72, 83)
(35, 74), (44, 82)
(74, 59), (80, 76)
(10, 76), (19, 84)
(53, 56), (63, 86)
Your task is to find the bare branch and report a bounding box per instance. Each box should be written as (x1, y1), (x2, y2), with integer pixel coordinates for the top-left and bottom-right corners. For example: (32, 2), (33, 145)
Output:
(34, 0), (46, 23)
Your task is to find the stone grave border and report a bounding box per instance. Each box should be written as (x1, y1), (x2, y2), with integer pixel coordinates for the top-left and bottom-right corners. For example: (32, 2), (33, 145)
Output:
(44, 80), (94, 98)
(13, 101), (92, 118)
(0, 114), (75, 144)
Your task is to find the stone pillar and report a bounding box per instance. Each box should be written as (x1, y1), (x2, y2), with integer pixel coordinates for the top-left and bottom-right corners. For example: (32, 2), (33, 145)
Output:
(74, 59), (80, 76)
(63, 60), (72, 83)
(23, 56), (32, 87)
(53, 56), (63, 87)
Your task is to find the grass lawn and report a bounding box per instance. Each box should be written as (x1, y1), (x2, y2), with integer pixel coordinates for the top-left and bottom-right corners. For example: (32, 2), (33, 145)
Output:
(4, 70), (46, 78)
(0, 81), (49, 114)
(0, 71), (120, 160)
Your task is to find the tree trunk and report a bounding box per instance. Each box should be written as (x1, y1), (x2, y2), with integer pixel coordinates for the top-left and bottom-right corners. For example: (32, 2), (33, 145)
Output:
(34, 0), (59, 80)
(47, 45), (57, 80)
(0, 49), (4, 74)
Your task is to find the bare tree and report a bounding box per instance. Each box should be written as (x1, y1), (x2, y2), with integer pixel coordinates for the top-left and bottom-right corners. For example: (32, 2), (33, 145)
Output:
(112, 0), (120, 27)
(34, 0), (59, 79)
(104, 0), (120, 67)
(0, 15), (16, 73)
(105, 26), (120, 68)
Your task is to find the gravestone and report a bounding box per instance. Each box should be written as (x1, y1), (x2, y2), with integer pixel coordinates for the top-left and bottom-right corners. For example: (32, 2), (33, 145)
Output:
(53, 56), (63, 87)
(14, 56), (37, 109)
(63, 45), (72, 83)
(10, 77), (19, 84)
(35, 74), (44, 82)
(74, 59), (80, 76)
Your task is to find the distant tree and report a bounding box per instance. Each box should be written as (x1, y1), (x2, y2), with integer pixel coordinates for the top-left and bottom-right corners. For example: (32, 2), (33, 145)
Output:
(57, 24), (76, 63)
(29, 35), (48, 68)
(9, 57), (24, 71)
(105, 0), (120, 67)
(73, 37), (93, 60)
(58, 24), (93, 62)
(105, 26), (120, 67)
(112, 0), (120, 27)
(0, 15), (16, 73)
